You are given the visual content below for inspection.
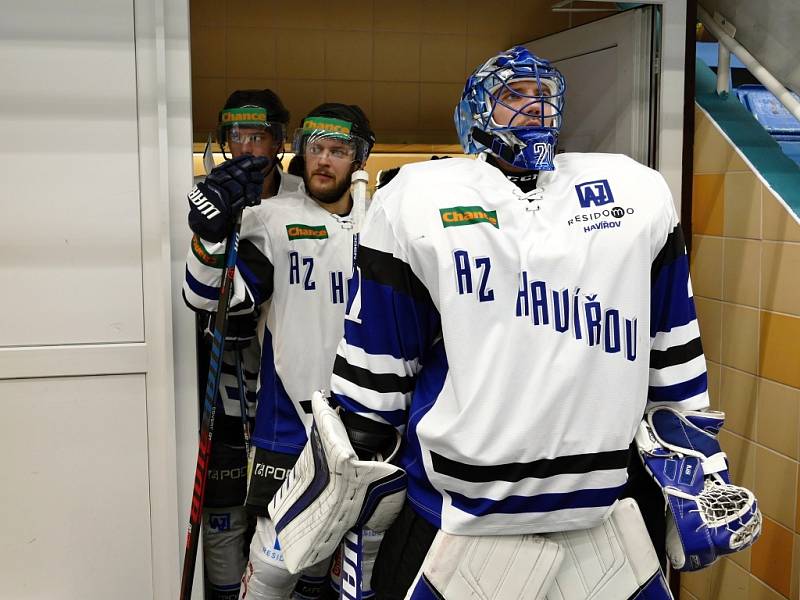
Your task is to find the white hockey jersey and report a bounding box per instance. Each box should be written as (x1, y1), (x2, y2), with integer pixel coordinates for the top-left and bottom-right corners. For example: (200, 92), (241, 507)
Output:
(331, 154), (709, 536)
(184, 181), (357, 455)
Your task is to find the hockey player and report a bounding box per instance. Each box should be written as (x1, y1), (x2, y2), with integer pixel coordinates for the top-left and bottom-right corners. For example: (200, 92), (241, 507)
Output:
(187, 88), (301, 600)
(184, 102), (377, 600)
(267, 47), (762, 599)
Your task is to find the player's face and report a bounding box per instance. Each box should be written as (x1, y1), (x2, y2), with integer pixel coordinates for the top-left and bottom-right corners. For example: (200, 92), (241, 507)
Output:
(303, 137), (356, 204)
(228, 126), (279, 160)
(492, 79), (557, 128)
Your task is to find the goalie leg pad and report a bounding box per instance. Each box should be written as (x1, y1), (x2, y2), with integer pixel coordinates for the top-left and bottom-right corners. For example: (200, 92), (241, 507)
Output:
(268, 391), (407, 574)
(404, 527), (563, 600)
(403, 499), (671, 600)
(636, 406), (761, 571)
(543, 498), (671, 600)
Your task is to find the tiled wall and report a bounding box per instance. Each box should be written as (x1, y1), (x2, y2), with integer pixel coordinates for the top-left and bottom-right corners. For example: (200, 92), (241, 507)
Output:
(189, 0), (616, 145)
(681, 107), (800, 600)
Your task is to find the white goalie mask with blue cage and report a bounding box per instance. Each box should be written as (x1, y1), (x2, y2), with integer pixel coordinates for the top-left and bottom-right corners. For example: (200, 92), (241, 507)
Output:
(455, 46), (566, 171)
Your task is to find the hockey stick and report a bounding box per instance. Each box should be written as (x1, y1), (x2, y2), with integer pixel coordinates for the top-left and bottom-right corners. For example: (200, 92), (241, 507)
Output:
(234, 347), (252, 459)
(179, 213), (245, 600)
(338, 170), (373, 600)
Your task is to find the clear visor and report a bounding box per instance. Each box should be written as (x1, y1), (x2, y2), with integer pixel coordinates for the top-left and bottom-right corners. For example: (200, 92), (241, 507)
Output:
(488, 77), (562, 129)
(225, 123), (284, 147)
(291, 129), (369, 164)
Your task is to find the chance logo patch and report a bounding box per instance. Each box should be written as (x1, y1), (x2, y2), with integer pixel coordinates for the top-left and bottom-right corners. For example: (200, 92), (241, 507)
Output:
(575, 180), (614, 208)
(440, 206), (499, 229)
(286, 224), (329, 240)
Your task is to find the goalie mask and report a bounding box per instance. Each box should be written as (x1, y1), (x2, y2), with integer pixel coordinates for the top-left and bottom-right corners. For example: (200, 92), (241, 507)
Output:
(217, 89), (290, 158)
(291, 103), (375, 167)
(456, 46), (566, 171)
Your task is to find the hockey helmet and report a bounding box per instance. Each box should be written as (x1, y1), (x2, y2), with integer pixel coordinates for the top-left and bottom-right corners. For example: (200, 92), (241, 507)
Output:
(217, 89), (290, 153)
(292, 103), (375, 166)
(455, 46), (565, 170)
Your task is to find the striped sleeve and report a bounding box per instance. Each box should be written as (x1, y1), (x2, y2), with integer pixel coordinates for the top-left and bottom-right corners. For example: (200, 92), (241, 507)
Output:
(182, 208), (275, 317)
(331, 202), (441, 431)
(648, 218), (710, 412)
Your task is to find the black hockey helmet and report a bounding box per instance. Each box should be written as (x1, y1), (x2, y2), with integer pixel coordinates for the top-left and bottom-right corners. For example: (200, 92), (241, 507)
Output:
(217, 89), (290, 151)
(291, 103), (375, 165)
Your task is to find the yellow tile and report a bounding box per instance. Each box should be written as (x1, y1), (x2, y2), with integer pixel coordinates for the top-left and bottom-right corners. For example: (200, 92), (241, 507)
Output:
(763, 186), (800, 242)
(190, 0), (222, 28)
(226, 78), (278, 96)
(723, 238), (761, 307)
(761, 242), (800, 317)
(467, 34), (514, 76)
(421, 34), (467, 83)
(323, 81), (373, 121)
(276, 31), (324, 80)
(724, 172), (762, 239)
(750, 575), (791, 600)
(721, 303), (760, 375)
(720, 366), (758, 440)
(694, 109), (750, 174)
(420, 0), (467, 34)
(751, 517), (794, 598)
(191, 26), (226, 78)
(373, 82), (420, 130)
(693, 174), (725, 236)
(680, 589), (699, 600)
(682, 567), (711, 600)
(757, 378), (800, 460)
(373, 0), (422, 32)
(324, 31), (373, 81)
(755, 445), (798, 529)
(792, 533), (799, 600)
(797, 467), (800, 533)
(728, 544), (751, 571)
(274, 81), (325, 132)
(373, 33), (420, 82)
(707, 360), (722, 411)
(691, 235), (723, 300)
(226, 28), (276, 79)
(510, 0), (570, 43)
(467, 0), (513, 35)
(266, 0), (329, 30)
(192, 77), (228, 137)
(695, 298), (723, 364)
(760, 311), (800, 388)
(225, 0), (276, 28)
(719, 430), (756, 490)
(319, 1), (373, 31)
(420, 82), (463, 130)
(708, 559), (749, 599)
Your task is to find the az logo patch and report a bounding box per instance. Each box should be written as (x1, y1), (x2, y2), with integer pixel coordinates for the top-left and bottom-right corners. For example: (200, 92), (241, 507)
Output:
(575, 180), (614, 208)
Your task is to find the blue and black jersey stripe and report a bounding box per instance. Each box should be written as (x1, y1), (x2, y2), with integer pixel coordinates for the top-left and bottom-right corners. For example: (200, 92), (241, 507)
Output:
(431, 448), (630, 483)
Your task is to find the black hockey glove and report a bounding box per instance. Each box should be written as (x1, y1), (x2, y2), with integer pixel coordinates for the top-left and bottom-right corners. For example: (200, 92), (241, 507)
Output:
(188, 154), (269, 242)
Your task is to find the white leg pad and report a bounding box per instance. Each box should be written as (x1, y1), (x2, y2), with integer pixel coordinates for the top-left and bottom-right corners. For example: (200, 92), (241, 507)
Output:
(544, 499), (666, 600)
(405, 527), (563, 599)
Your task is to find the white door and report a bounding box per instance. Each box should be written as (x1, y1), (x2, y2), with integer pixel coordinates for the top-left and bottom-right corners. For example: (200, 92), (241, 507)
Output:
(526, 5), (657, 166)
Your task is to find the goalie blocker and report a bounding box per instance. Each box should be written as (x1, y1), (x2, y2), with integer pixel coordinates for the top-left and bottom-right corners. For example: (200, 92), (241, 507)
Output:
(268, 391), (407, 574)
(635, 406), (761, 571)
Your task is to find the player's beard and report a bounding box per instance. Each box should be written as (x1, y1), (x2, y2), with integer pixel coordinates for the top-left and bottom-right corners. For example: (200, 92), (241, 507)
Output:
(304, 169), (352, 205)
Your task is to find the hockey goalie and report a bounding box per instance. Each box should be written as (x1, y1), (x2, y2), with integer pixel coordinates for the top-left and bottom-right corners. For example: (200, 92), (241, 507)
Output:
(268, 46), (761, 600)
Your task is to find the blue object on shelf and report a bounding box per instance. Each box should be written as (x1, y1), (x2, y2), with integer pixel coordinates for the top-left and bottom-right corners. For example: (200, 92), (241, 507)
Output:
(778, 141), (800, 166)
(735, 84), (800, 136)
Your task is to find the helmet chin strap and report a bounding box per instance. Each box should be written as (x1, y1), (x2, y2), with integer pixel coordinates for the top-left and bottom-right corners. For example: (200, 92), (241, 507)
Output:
(470, 127), (519, 165)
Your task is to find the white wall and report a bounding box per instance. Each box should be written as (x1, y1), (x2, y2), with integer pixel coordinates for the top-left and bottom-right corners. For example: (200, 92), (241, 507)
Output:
(0, 0), (193, 597)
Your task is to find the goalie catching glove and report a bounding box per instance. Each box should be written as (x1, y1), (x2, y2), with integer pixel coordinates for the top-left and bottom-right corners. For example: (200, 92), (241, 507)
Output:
(635, 406), (761, 571)
(188, 154), (269, 242)
(268, 391), (407, 574)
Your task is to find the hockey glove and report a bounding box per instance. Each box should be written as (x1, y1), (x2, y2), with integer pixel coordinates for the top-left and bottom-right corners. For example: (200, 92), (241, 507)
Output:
(635, 406), (761, 571)
(188, 154), (269, 242)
